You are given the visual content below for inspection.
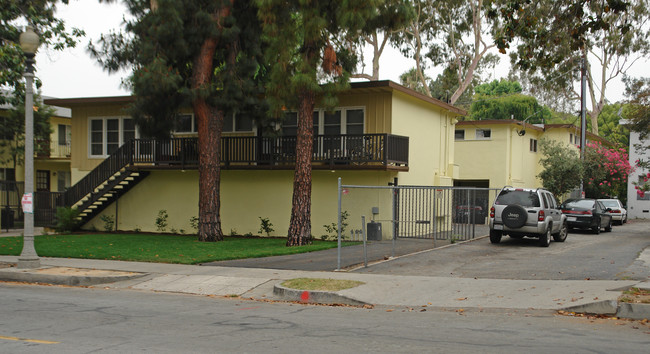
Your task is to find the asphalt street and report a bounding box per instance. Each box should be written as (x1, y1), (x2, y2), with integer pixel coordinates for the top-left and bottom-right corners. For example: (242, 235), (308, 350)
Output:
(1, 283), (648, 353)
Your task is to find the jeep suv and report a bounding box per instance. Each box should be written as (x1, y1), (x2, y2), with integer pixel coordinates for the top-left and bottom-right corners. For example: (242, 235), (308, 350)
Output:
(489, 187), (568, 247)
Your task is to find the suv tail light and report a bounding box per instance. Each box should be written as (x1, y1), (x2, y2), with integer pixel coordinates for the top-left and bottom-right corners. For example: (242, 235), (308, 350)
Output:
(490, 207), (495, 218)
(538, 210), (545, 222)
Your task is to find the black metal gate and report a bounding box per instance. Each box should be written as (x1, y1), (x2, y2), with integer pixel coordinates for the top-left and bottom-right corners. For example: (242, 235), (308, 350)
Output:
(393, 185), (496, 241)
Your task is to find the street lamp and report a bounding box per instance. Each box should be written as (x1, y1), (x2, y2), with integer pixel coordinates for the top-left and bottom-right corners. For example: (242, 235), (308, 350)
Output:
(17, 25), (40, 269)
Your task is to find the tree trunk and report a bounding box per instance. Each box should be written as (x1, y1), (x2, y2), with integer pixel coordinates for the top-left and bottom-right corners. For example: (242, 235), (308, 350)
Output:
(287, 89), (315, 246)
(193, 36), (224, 242)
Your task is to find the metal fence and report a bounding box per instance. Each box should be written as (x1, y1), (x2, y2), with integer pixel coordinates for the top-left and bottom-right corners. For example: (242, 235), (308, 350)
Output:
(336, 178), (499, 269)
(1, 180), (24, 231)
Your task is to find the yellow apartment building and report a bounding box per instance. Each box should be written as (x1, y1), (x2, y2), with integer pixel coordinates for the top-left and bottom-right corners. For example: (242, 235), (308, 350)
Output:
(45, 81), (465, 238)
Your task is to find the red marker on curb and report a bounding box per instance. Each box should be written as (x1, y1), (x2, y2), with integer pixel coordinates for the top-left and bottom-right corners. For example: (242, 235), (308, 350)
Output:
(301, 291), (310, 302)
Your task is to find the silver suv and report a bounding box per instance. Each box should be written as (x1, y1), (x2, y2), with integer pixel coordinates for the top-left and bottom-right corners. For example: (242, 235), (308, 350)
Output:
(489, 187), (568, 247)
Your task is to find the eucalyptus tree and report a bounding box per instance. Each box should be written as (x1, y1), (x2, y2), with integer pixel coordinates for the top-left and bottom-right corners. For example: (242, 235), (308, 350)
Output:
(350, 0), (413, 81)
(257, 0), (381, 246)
(492, 0), (649, 135)
(394, 0), (502, 104)
(91, 0), (266, 242)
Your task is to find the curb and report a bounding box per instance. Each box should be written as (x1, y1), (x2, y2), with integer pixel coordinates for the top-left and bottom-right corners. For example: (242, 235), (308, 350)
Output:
(563, 300), (650, 320)
(0, 268), (147, 286)
(273, 284), (370, 307)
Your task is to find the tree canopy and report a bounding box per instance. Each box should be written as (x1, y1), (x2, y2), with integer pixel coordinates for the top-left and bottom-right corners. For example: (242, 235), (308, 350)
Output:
(0, 0), (84, 104)
(492, 0), (649, 135)
(469, 79), (551, 122)
(393, 0), (502, 104)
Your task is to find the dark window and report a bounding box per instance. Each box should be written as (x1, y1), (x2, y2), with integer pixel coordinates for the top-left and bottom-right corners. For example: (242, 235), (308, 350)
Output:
(530, 139), (538, 152)
(176, 114), (194, 133)
(476, 129), (491, 139)
(281, 112), (298, 136)
(90, 119), (104, 156)
(36, 170), (50, 191)
(346, 109), (364, 135)
(495, 190), (540, 207)
(455, 129), (465, 140)
(235, 114), (253, 132)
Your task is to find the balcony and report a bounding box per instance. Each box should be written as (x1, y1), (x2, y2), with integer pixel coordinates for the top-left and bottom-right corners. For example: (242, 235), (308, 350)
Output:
(128, 134), (409, 171)
(35, 139), (71, 159)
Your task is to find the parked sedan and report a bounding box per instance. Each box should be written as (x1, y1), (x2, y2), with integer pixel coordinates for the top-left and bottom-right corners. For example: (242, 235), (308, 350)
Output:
(598, 198), (627, 225)
(560, 198), (613, 234)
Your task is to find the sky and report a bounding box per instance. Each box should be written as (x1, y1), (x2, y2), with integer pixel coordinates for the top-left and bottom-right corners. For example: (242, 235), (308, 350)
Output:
(34, 0), (646, 107)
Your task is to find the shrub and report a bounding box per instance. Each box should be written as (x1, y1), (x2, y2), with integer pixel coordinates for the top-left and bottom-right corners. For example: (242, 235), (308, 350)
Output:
(155, 210), (168, 232)
(99, 214), (115, 232)
(258, 217), (275, 236)
(55, 207), (80, 233)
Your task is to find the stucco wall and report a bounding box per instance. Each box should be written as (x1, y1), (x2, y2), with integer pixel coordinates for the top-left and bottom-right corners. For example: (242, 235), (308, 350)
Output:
(391, 91), (454, 186)
(85, 169), (397, 238)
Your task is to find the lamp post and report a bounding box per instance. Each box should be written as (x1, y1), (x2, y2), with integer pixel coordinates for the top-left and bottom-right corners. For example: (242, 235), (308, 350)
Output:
(17, 25), (40, 269)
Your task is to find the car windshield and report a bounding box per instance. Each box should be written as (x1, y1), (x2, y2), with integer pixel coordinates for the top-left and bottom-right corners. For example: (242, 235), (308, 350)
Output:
(600, 200), (619, 208)
(563, 200), (594, 209)
(495, 190), (540, 207)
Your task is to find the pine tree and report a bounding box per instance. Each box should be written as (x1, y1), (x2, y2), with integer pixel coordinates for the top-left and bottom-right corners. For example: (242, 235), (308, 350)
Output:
(91, 0), (266, 241)
(257, 0), (381, 246)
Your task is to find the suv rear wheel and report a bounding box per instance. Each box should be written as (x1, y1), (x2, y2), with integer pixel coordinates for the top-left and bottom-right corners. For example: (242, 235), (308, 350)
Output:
(539, 227), (551, 247)
(489, 230), (502, 244)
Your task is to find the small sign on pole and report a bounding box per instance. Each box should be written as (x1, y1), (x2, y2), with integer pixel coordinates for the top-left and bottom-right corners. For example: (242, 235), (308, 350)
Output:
(21, 193), (33, 214)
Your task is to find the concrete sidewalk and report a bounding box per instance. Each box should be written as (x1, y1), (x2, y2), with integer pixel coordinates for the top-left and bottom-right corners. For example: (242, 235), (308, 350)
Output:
(1, 255), (647, 319)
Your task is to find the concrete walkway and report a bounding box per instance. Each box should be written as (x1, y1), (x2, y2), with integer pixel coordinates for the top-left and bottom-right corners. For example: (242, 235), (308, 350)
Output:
(1, 255), (648, 319)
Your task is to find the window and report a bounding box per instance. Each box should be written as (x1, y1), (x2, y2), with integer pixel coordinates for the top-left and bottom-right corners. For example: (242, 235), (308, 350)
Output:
(89, 117), (138, 157)
(569, 133), (573, 144)
(476, 129), (491, 139)
(281, 112), (298, 136)
(58, 124), (71, 146)
(223, 113), (255, 132)
(0, 168), (15, 181)
(176, 114), (196, 133)
(36, 170), (50, 191)
(281, 108), (365, 136)
(57, 171), (71, 192)
(455, 129), (465, 140)
(530, 138), (538, 152)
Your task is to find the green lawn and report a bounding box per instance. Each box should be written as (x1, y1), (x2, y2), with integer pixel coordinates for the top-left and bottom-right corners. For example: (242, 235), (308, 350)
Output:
(0, 233), (354, 265)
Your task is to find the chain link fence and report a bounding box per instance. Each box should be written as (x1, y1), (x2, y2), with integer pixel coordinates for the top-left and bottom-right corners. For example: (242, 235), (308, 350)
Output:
(336, 178), (499, 269)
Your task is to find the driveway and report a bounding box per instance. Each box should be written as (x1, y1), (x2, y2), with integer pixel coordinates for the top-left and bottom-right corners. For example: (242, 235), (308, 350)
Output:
(354, 219), (650, 281)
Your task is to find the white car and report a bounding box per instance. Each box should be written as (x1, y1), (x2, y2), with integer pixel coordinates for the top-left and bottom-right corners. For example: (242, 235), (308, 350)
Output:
(598, 199), (627, 225)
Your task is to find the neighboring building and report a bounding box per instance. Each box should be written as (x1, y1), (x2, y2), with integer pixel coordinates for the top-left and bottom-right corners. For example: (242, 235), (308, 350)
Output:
(454, 120), (610, 191)
(45, 81), (465, 238)
(1, 97), (71, 228)
(621, 120), (649, 219)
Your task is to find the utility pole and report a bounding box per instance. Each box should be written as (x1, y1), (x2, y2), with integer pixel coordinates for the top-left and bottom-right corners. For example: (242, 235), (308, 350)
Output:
(579, 52), (587, 198)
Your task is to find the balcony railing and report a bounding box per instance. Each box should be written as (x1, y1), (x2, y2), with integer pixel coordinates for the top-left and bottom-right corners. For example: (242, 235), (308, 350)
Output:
(128, 134), (409, 169)
(35, 139), (71, 159)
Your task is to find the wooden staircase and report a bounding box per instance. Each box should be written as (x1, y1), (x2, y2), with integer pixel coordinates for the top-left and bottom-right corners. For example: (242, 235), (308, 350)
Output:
(73, 169), (150, 224)
(63, 140), (150, 226)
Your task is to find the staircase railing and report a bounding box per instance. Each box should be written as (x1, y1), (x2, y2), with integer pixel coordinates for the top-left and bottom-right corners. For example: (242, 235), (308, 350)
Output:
(64, 140), (135, 206)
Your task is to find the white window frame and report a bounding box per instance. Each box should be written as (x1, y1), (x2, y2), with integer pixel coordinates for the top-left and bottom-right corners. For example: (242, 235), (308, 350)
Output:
(280, 107), (365, 136)
(88, 116), (139, 158)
